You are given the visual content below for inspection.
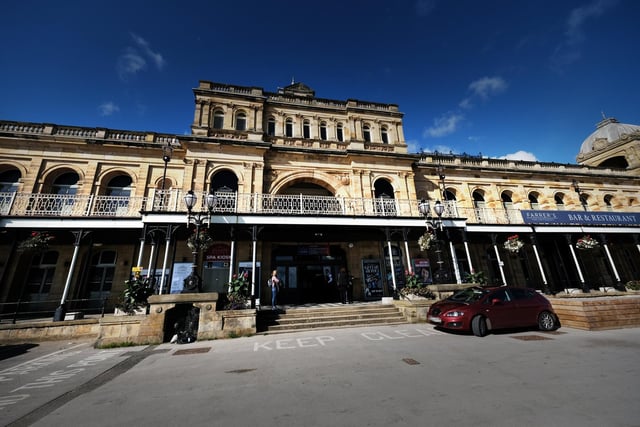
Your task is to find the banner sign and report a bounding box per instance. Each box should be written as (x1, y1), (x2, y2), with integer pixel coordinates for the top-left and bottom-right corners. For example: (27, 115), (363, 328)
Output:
(521, 210), (640, 226)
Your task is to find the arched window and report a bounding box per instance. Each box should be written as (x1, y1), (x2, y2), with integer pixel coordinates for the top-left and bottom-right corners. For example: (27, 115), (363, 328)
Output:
(52, 172), (79, 195)
(473, 191), (487, 222)
(303, 120), (310, 139)
(211, 170), (239, 211)
(320, 121), (327, 140)
(501, 192), (513, 210)
(604, 194), (613, 211)
(0, 169), (20, 192)
(213, 110), (224, 129)
(235, 111), (247, 131)
(106, 175), (132, 197)
(363, 124), (371, 142)
(267, 117), (276, 136)
(528, 193), (540, 210)
(104, 175), (132, 216)
(285, 118), (293, 137)
(336, 123), (344, 142)
(554, 193), (565, 210)
(381, 126), (389, 144)
(374, 179), (396, 216)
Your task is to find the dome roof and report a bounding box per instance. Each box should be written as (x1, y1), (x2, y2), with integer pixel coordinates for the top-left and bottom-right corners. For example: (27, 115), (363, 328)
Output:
(578, 117), (640, 158)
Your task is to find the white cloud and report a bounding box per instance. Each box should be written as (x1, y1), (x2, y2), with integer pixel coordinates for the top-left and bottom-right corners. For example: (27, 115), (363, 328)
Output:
(468, 76), (508, 100)
(499, 150), (538, 162)
(98, 102), (120, 116)
(117, 49), (146, 80)
(423, 113), (464, 138)
(131, 32), (166, 70)
(551, 0), (616, 70)
(117, 33), (166, 80)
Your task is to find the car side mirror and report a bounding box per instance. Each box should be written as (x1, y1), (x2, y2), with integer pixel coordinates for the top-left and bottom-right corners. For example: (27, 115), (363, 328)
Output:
(491, 298), (502, 305)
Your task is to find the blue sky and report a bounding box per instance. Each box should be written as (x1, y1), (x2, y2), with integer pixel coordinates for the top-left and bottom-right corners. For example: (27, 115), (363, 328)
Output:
(1, 0), (638, 164)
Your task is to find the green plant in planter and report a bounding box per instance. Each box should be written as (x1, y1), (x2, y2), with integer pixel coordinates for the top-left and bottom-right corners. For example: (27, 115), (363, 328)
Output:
(225, 272), (250, 310)
(117, 268), (154, 315)
(464, 270), (488, 285)
(626, 280), (640, 291)
(399, 270), (435, 299)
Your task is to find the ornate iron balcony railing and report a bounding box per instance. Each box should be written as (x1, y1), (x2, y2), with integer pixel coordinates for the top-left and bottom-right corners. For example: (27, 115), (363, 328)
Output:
(1, 190), (635, 225)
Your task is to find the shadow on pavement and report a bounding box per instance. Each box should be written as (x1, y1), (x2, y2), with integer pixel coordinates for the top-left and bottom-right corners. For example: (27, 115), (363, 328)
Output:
(0, 343), (39, 361)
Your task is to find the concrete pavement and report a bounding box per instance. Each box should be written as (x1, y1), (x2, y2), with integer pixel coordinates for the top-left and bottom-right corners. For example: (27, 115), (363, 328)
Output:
(1, 325), (639, 426)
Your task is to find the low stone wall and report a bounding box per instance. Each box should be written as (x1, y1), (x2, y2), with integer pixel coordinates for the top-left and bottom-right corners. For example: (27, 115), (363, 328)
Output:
(1, 293), (257, 347)
(95, 293), (257, 347)
(549, 294), (640, 330)
(393, 298), (433, 323)
(0, 319), (100, 343)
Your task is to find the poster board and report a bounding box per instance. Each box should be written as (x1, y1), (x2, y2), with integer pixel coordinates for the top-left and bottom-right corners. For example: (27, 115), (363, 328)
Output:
(170, 262), (193, 294)
(362, 259), (383, 300)
(413, 258), (433, 285)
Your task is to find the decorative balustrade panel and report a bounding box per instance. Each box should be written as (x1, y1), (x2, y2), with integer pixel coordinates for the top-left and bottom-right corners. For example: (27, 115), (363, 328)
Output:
(91, 195), (147, 217)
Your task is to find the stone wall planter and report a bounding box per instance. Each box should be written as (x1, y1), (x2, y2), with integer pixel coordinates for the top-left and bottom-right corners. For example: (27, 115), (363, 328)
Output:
(393, 299), (434, 323)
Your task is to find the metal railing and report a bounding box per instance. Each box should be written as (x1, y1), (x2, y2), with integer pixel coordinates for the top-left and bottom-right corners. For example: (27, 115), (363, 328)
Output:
(0, 297), (110, 324)
(2, 190), (636, 225)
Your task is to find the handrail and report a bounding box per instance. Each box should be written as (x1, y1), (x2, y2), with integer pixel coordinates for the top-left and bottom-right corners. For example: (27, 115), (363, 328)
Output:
(1, 190), (638, 225)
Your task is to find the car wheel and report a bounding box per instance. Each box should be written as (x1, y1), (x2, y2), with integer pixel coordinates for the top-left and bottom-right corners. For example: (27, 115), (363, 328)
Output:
(471, 315), (488, 337)
(538, 311), (558, 331)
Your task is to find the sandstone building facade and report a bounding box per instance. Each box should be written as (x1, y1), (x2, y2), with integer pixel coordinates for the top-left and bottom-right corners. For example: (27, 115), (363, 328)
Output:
(0, 80), (638, 318)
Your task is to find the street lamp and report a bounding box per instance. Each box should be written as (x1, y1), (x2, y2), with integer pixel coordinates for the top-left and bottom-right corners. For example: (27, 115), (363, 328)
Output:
(182, 190), (217, 293)
(571, 179), (587, 211)
(419, 199), (447, 283)
(161, 142), (173, 191)
(436, 164), (447, 201)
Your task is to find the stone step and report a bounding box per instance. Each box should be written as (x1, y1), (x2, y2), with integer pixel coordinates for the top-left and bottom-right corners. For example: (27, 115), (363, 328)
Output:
(257, 303), (407, 334)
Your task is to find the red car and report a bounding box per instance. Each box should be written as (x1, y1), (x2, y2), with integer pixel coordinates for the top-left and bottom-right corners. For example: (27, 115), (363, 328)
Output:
(427, 286), (560, 337)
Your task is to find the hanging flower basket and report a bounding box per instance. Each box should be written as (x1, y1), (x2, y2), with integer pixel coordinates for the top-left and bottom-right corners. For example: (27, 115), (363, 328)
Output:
(418, 231), (435, 251)
(503, 234), (524, 253)
(17, 231), (54, 253)
(187, 230), (213, 251)
(576, 235), (599, 250)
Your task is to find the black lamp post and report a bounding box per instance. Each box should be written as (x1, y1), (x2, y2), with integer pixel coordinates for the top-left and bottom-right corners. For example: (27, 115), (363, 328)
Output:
(161, 142), (173, 191)
(182, 190), (217, 293)
(436, 164), (447, 201)
(571, 179), (587, 211)
(418, 199), (447, 283)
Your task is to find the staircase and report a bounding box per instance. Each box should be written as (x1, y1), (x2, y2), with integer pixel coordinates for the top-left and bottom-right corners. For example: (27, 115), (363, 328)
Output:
(256, 302), (407, 334)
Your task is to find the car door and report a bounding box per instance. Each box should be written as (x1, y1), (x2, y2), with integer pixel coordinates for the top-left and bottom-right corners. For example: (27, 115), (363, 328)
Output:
(510, 288), (542, 327)
(482, 288), (516, 329)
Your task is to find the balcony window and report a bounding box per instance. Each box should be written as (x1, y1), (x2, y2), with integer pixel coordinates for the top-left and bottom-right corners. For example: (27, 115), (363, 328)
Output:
(213, 110), (224, 129)
(363, 124), (371, 142)
(381, 126), (389, 144)
(303, 120), (310, 139)
(336, 123), (344, 142)
(320, 122), (327, 140)
(285, 118), (293, 137)
(267, 117), (276, 136)
(235, 111), (247, 131)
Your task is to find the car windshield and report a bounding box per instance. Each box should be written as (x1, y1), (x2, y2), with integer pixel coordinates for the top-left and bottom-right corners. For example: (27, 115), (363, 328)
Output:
(447, 287), (488, 303)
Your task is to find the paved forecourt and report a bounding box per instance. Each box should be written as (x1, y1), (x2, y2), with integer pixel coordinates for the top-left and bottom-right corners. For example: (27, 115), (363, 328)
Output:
(1, 324), (639, 427)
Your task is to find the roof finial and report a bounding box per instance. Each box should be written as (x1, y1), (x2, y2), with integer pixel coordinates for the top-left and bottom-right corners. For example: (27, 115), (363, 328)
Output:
(291, 76), (295, 85)
(601, 110), (607, 120)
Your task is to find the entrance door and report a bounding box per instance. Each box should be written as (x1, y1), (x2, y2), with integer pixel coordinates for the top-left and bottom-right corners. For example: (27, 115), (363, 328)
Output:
(272, 244), (345, 304)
